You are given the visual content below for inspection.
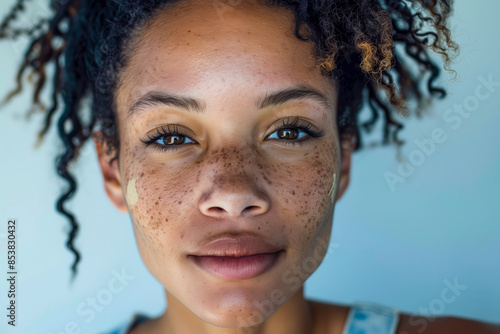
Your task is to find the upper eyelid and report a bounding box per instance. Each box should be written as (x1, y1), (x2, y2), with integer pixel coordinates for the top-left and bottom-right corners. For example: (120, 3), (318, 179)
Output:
(143, 124), (195, 141)
(271, 120), (311, 132)
(269, 118), (325, 137)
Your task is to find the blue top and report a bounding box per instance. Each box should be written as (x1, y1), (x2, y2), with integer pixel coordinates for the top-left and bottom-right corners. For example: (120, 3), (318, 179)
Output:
(103, 302), (399, 334)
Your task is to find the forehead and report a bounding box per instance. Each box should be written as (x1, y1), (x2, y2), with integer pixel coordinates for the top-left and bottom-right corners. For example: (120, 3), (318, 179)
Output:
(115, 0), (335, 117)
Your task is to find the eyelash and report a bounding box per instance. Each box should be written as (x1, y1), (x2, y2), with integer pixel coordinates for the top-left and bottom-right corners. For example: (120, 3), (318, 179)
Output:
(139, 124), (193, 153)
(139, 117), (325, 152)
(267, 117), (324, 146)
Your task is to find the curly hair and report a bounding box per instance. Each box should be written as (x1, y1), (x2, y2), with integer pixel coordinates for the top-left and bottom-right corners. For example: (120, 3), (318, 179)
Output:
(0, 0), (459, 283)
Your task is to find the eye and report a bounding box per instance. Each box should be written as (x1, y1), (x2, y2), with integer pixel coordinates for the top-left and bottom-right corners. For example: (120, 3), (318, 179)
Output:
(140, 124), (196, 152)
(267, 128), (308, 140)
(156, 134), (195, 145)
(265, 117), (324, 146)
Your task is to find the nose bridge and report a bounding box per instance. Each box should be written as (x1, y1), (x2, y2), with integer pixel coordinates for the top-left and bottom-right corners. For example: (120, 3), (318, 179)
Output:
(210, 143), (258, 174)
(212, 171), (255, 194)
(207, 144), (260, 191)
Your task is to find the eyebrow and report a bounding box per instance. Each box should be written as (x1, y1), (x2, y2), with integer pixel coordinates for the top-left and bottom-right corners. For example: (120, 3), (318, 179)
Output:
(127, 84), (332, 118)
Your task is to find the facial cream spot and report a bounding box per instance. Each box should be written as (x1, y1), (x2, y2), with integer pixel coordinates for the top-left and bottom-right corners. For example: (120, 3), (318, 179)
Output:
(327, 172), (336, 202)
(126, 178), (139, 206)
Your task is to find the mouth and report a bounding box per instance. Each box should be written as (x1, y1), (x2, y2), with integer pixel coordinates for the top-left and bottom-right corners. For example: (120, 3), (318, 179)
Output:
(188, 250), (285, 280)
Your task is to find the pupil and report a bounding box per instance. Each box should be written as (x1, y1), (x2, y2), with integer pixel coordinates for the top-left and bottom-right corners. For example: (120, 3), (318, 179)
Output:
(278, 129), (298, 139)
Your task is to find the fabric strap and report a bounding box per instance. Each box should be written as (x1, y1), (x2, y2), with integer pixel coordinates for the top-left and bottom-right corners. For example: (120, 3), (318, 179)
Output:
(342, 302), (400, 334)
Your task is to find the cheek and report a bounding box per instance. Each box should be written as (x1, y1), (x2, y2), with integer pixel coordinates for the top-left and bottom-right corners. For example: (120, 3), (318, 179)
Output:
(123, 160), (197, 252)
(268, 140), (337, 245)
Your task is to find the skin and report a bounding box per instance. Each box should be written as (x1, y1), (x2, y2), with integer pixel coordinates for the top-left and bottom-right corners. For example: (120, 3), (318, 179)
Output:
(93, 0), (500, 333)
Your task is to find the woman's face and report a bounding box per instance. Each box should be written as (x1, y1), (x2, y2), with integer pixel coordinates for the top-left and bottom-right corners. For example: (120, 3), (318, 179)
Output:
(101, 0), (342, 328)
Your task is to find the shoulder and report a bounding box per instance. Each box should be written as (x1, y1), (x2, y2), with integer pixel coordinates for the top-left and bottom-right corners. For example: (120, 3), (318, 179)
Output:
(397, 313), (500, 334)
(307, 300), (500, 334)
(308, 299), (350, 334)
(102, 314), (151, 334)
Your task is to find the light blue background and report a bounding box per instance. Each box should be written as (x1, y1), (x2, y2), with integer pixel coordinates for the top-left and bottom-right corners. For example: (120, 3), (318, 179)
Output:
(0, 0), (499, 333)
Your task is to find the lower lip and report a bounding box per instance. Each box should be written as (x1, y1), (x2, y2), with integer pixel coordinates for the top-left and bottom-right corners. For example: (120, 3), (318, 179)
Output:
(189, 251), (284, 280)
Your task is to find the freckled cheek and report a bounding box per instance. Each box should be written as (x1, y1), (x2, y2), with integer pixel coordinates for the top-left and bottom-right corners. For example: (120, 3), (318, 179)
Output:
(268, 149), (336, 240)
(284, 169), (331, 224)
(125, 162), (197, 235)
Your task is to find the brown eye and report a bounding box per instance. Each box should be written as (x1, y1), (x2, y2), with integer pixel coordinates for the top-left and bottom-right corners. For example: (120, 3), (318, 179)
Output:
(140, 124), (197, 152)
(161, 135), (186, 145)
(277, 129), (299, 140)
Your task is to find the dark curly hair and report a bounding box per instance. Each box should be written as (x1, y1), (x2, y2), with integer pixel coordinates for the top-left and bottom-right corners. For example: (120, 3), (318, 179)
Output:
(0, 0), (459, 283)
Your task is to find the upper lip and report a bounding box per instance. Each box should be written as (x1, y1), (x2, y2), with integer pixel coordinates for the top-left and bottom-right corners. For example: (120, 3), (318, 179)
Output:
(189, 234), (284, 257)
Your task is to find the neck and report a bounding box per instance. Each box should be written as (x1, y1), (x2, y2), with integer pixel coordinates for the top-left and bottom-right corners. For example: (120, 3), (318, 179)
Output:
(150, 286), (315, 334)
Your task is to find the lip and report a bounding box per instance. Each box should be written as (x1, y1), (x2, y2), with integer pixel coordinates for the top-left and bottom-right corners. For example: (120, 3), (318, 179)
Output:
(189, 251), (284, 280)
(188, 234), (285, 280)
(189, 235), (284, 257)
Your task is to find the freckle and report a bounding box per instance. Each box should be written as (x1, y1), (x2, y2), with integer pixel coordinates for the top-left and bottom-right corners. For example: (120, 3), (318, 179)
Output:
(140, 172), (144, 177)
(165, 218), (169, 222)
(263, 175), (273, 185)
(178, 200), (182, 204)
(155, 201), (158, 205)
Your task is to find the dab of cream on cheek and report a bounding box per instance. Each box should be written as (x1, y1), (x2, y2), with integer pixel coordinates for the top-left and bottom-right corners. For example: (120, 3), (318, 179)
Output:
(126, 178), (139, 206)
(327, 172), (336, 202)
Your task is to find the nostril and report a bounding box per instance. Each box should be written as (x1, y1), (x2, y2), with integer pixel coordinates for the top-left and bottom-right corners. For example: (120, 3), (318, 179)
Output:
(241, 205), (266, 215)
(208, 207), (225, 213)
(206, 205), (262, 217)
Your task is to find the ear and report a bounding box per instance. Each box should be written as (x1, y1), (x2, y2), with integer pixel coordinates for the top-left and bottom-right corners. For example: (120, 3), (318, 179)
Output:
(93, 132), (128, 213)
(335, 130), (357, 202)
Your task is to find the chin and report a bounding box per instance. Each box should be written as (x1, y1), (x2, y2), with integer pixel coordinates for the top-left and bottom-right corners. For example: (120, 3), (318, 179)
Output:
(196, 307), (272, 329)
(188, 289), (283, 328)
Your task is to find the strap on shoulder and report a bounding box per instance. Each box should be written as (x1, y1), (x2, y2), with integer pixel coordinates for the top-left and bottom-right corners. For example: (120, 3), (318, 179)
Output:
(342, 302), (400, 334)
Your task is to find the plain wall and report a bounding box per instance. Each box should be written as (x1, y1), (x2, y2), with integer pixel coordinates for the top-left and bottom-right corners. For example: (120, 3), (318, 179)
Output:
(0, 0), (499, 333)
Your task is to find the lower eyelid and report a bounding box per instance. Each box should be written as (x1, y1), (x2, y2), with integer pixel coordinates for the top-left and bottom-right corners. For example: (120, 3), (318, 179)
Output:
(277, 138), (309, 147)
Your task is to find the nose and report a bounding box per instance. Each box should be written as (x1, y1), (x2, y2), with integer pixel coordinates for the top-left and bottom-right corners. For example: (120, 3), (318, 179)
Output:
(199, 173), (270, 218)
